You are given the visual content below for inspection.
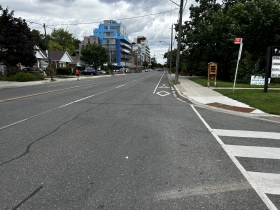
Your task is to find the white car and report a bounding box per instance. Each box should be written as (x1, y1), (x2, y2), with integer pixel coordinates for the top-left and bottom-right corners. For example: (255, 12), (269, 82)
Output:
(97, 70), (106, 74)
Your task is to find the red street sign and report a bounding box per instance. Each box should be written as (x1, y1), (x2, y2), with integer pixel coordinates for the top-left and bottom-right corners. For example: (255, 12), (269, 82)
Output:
(234, 38), (242, 44)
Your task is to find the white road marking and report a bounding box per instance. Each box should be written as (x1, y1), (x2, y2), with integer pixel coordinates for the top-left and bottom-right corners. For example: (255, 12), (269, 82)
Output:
(158, 84), (169, 89)
(156, 91), (170, 97)
(0, 85), (122, 131)
(248, 172), (280, 195)
(213, 129), (280, 140)
(116, 85), (125, 88)
(153, 73), (165, 94)
(225, 145), (280, 159)
(191, 105), (278, 210)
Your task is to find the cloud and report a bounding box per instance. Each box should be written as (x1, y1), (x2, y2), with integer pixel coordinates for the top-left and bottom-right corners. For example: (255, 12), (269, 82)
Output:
(1, 0), (195, 63)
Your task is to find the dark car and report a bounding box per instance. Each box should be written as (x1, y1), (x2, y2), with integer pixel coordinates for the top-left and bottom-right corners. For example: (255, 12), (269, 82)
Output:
(81, 69), (97, 75)
(22, 67), (44, 73)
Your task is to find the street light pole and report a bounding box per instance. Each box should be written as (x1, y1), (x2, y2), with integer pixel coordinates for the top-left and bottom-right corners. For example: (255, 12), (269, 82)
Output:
(175, 0), (184, 83)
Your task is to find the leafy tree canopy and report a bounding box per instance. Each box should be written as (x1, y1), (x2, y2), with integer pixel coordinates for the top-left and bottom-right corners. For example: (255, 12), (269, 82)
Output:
(31, 29), (47, 51)
(80, 43), (108, 69)
(0, 7), (37, 67)
(179, 0), (280, 81)
(49, 28), (78, 55)
(142, 61), (149, 68)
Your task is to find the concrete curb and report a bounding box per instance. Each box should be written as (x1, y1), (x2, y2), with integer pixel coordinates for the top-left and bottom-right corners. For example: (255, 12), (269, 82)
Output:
(168, 76), (280, 123)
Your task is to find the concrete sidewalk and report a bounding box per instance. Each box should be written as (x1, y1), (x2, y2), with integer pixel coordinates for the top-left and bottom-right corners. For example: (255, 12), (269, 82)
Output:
(168, 74), (280, 121)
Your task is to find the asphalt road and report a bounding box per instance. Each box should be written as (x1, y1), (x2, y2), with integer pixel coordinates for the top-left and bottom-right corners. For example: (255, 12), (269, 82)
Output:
(0, 71), (279, 209)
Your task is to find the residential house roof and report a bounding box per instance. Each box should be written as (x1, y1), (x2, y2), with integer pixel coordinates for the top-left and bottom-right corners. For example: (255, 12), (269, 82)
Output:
(70, 55), (85, 67)
(47, 50), (74, 63)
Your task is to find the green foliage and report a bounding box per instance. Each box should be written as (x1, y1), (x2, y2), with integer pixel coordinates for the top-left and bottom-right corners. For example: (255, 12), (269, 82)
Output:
(48, 40), (64, 51)
(56, 67), (71, 75)
(215, 89), (280, 115)
(0, 7), (37, 67)
(1, 72), (44, 82)
(81, 43), (108, 69)
(4, 66), (21, 76)
(49, 28), (77, 55)
(180, 0), (280, 81)
(31, 29), (47, 51)
(142, 61), (149, 68)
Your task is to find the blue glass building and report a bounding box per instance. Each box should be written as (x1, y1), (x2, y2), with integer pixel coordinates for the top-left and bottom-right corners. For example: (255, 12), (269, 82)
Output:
(94, 20), (131, 68)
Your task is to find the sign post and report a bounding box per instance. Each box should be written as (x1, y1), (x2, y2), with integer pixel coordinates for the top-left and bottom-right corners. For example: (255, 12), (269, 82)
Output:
(233, 38), (243, 93)
(264, 46), (280, 92)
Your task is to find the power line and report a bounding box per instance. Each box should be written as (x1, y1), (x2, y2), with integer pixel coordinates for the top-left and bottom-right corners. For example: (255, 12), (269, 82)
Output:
(45, 9), (179, 26)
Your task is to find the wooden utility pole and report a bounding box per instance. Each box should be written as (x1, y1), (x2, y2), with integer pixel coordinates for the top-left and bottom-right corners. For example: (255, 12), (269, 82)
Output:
(175, 0), (184, 83)
(43, 23), (53, 81)
(170, 24), (173, 75)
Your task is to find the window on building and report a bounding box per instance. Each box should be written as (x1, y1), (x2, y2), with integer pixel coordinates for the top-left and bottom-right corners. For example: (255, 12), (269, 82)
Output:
(88, 38), (90, 44)
(109, 39), (116, 44)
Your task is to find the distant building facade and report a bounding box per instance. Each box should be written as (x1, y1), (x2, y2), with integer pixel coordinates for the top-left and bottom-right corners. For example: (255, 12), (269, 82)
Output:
(79, 36), (100, 56)
(94, 20), (131, 68)
(134, 36), (150, 64)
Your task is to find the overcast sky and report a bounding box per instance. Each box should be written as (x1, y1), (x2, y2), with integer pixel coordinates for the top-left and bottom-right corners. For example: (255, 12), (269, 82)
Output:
(1, 0), (197, 64)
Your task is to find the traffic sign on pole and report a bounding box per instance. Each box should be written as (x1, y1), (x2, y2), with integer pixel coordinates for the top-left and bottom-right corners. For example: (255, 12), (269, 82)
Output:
(271, 46), (280, 78)
(234, 38), (242, 44)
(233, 38), (243, 93)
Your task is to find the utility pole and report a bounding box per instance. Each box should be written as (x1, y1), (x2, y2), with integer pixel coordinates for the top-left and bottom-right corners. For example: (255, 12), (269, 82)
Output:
(175, 0), (184, 83)
(170, 24), (173, 75)
(43, 23), (53, 81)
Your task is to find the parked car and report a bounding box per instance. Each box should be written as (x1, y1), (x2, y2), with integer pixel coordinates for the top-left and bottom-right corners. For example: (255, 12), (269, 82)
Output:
(22, 67), (44, 74)
(81, 69), (97, 75)
(97, 70), (106, 75)
(113, 69), (121, 74)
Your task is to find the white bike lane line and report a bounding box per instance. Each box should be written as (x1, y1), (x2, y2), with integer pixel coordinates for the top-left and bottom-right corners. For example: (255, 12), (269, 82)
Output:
(191, 104), (279, 210)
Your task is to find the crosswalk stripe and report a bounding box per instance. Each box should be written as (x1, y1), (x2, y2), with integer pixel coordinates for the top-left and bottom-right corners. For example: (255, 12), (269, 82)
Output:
(213, 129), (280, 140)
(247, 172), (280, 195)
(192, 105), (279, 210)
(225, 145), (280, 159)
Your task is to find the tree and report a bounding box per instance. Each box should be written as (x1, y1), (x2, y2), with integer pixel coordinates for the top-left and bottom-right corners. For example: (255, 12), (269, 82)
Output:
(49, 28), (77, 55)
(142, 61), (149, 68)
(31, 29), (47, 51)
(48, 40), (64, 51)
(180, 0), (280, 81)
(0, 7), (37, 69)
(80, 43), (108, 69)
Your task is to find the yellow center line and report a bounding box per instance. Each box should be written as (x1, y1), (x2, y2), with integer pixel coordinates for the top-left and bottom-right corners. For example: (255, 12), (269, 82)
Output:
(0, 82), (105, 103)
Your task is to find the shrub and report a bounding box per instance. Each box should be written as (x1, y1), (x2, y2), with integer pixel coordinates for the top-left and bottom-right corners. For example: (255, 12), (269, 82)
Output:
(45, 67), (55, 77)
(4, 72), (44, 82)
(56, 67), (71, 75)
(5, 66), (21, 76)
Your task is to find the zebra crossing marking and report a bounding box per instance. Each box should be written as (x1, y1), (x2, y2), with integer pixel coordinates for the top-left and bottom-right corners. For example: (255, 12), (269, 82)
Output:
(212, 129), (280, 140)
(248, 172), (280, 195)
(192, 104), (279, 210)
(225, 145), (280, 159)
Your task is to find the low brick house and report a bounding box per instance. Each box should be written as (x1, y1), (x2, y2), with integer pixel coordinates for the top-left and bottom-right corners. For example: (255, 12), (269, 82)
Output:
(44, 50), (74, 70)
